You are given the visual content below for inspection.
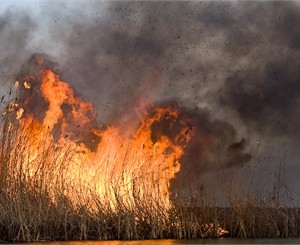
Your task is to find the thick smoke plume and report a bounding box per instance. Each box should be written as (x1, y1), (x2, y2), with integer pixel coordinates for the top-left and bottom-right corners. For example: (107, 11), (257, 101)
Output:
(1, 1), (300, 198)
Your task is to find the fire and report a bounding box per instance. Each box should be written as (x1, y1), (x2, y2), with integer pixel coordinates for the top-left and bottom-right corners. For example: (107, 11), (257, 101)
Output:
(2, 59), (193, 209)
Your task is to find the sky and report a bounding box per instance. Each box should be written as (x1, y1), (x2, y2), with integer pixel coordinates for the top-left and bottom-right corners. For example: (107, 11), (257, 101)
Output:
(1, 0), (300, 204)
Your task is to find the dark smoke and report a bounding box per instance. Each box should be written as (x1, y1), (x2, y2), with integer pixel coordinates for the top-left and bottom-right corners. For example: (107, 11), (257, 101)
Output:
(165, 105), (251, 202)
(220, 56), (300, 138)
(1, 1), (300, 199)
(0, 10), (36, 88)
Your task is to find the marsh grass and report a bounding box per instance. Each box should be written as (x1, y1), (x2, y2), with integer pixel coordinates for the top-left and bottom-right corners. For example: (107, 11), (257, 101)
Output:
(0, 106), (299, 242)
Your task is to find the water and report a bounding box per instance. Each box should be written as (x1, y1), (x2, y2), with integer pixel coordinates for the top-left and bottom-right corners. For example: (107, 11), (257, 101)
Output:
(12, 238), (300, 245)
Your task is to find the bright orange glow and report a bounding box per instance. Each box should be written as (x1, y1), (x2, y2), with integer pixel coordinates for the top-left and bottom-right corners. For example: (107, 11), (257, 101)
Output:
(5, 62), (193, 209)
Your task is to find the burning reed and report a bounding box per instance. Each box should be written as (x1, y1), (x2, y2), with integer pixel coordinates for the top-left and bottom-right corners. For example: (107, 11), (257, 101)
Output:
(0, 59), (299, 242)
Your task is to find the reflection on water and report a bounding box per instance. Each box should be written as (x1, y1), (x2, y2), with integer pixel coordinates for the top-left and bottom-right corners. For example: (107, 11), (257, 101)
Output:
(13, 238), (300, 245)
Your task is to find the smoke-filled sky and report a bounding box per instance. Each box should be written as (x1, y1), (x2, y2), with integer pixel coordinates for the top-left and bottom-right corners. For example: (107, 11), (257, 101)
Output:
(1, 0), (300, 202)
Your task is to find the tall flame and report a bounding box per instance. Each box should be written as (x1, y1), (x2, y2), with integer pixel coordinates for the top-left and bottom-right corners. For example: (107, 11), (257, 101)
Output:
(3, 61), (192, 209)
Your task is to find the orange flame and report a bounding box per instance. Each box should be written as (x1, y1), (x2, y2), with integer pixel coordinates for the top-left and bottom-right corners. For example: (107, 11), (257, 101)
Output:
(6, 62), (193, 209)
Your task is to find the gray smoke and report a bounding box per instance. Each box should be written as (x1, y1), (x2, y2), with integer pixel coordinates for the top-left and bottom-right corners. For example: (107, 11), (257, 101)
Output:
(1, 1), (300, 201)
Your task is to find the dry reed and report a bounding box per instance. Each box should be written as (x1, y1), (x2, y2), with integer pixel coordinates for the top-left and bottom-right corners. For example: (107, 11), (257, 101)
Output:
(0, 102), (299, 242)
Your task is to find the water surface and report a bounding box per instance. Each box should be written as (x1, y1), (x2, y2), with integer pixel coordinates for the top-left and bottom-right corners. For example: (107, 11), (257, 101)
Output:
(13, 238), (300, 245)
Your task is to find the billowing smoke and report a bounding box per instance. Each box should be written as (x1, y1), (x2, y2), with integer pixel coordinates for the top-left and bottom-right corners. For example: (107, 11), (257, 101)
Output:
(1, 1), (300, 200)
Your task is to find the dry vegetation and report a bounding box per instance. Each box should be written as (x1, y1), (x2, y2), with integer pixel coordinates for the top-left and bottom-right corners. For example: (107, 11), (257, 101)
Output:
(0, 105), (299, 242)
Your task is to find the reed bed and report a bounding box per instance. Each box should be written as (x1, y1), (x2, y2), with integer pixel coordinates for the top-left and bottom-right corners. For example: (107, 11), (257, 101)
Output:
(0, 108), (299, 242)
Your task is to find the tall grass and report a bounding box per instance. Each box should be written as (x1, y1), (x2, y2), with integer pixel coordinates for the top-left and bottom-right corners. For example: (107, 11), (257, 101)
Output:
(0, 104), (299, 242)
